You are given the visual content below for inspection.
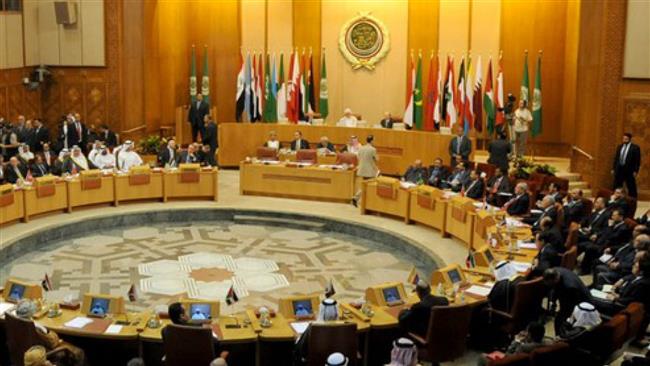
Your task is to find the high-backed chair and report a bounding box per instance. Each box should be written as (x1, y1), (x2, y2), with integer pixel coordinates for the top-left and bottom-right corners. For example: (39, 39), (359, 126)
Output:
(487, 353), (530, 366)
(571, 313), (629, 363)
(565, 222), (580, 249)
(296, 149), (318, 164)
(409, 304), (473, 363)
(336, 152), (358, 167)
(485, 277), (547, 335)
(554, 203), (565, 229)
(560, 246), (578, 270)
(5, 313), (68, 366)
(622, 302), (646, 341)
(530, 342), (571, 365)
(256, 146), (278, 161)
(476, 163), (497, 180)
(162, 324), (216, 366)
(307, 323), (358, 366)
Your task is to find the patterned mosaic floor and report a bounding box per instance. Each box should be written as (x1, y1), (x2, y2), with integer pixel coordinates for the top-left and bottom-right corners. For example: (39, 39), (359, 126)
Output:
(4, 222), (417, 314)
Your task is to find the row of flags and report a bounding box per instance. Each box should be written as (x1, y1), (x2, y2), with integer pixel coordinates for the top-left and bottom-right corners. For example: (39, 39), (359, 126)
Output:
(403, 51), (543, 137)
(235, 50), (329, 123)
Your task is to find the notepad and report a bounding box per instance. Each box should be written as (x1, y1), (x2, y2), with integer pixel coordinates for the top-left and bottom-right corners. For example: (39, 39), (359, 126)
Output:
(517, 241), (537, 250)
(599, 254), (613, 263)
(511, 261), (532, 272)
(105, 324), (123, 334)
(590, 289), (610, 300)
(400, 182), (417, 189)
(64, 317), (93, 329)
(602, 285), (614, 293)
(290, 321), (311, 335)
(0, 302), (15, 317)
(464, 285), (492, 297)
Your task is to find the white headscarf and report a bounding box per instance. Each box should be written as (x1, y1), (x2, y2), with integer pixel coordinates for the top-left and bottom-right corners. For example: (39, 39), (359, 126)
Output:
(70, 146), (89, 170)
(317, 298), (339, 321)
(58, 149), (70, 161)
(388, 338), (418, 366)
(494, 260), (518, 281)
(18, 144), (34, 162)
(325, 352), (348, 366)
(567, 302), (601, 329)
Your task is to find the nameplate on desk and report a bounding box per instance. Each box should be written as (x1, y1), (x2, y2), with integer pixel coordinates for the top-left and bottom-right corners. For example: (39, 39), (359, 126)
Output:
(129, 173), (151, 186)
(0, 184), (14, 207)
(80, 171), (102, 190)
(35, 177), (57, 197)
(451, 206), (467, 223)
(417, 193), (435, 209)
(179, 171), (200, 183)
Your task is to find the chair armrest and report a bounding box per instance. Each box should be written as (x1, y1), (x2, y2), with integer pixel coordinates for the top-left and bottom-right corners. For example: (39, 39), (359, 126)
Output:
(486, 308), (514, 321)
(407, 332), (428, 346)
(46, 348), (68, 357)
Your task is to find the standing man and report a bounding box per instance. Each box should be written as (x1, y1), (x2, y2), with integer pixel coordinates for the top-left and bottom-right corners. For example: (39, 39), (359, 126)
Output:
(188, 93), (210, 142)
(487, 132), (511, 173)
(202, 115), (218, 157)
(352, 135), (378, 207)
(514, 100), (533, 157)
(448, 128), (471, 167)
(612, 132), (641, 198)
(31, 119), (49, 153)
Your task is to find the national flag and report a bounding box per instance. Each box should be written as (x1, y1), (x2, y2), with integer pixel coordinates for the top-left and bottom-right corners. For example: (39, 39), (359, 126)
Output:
(225, 285), (239, 305)
(484, 57), (496, 134)
(235, 52), (246, 122)
(433, 55), (442, 130)
(457, 57), (466, 131)
(201, 45), (210, 104)
(473, 56), (483, 132)
(307, 52), (316, 114)
(287, 50), (301, 123)
(325, 279), (336, 298)
(443, 56), (457, 127)
(263, 53), (277, 122)
(403, 53), (415, 128)
(256, 52), (264, 121)
(465, 249), (476, 268)
(277, 53), (287, 121)
(319, 51), (329, 119)
(41, 273), (52, 292)
(251, 53), (258, 121)
(531, 53), (543, 137)
(127, 284), (138, 302)
(520, 52), (529, 104)
(244, 52), (253, 121)
(464, 56), (474, 134)
(189, 45), (198, 104)
(413, 53), (424, 130)
(423, 53), (436, 131)
(299, 52), (307, 120)
(495, 56), (505, 127)
(407, 267), (420, 285)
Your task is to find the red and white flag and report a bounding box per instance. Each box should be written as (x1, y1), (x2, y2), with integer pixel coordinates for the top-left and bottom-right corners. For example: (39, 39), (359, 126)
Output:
(403, 54), (415, 128)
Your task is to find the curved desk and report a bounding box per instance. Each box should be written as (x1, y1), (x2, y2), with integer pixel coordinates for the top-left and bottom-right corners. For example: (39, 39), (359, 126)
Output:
(218, 123), (475, 175)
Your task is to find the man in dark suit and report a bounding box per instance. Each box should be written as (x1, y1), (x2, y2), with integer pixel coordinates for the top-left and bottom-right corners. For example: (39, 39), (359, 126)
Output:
(594, 252), (650, 317)
(530, 230), (561, 278)
(398, 281), (449, 338)
(427, 158), (449, 188)
(537, 216), (565, 252)
(443, 162), (470, 192)
(158, 139), (178, 167)
(504, 182), (530, 216)
(98, 124), (117, 148)
(67, 114), (85, 149)
(403, 159), (427, 184)
(187, 93), (210, 142)
(593, 230), (649, 289)
(30, 119), (49, 152)
(315, 136), (335, 153)
(563, 189), (586, 226)
(578, 209), (632, 274)
(176, 144), (199, 165)
(525, 196), (558, 231)
(487, 132), (511, 173)
(290, 131), (310, 151)
(579, 197), (611, 241)
(202, 115), (218, 156)
(612, 132), (641, 198)
(41, 143), (56, 170)
(198, 144), (216, 167)
(546, 182), (563, 203)
(30, 155), (49, 178)
(608, 188), (631, 218)
(448, 128), (471, 166)
(4, 157), (28, 184)
(379, 112), (396, 129)
(487, 167), (512, 206)
(463, 170), (485, 199)
(543, 267), (591, 333)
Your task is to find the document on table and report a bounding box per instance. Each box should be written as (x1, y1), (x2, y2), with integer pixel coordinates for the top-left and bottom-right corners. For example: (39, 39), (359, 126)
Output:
(0, 302), (15, 317)
(464, 285), (492, 297)
(400, 181), (417, 189)
(105, 324), (123, 334)
(599, 254), (613, 263)
(590, 289), (610, 300)
(290, 321), (311, 335)
(64, 317), (94, 328)
(511, 261), (532, 272)
(517, 241), (537, 250)
(602, 285), (614, 293)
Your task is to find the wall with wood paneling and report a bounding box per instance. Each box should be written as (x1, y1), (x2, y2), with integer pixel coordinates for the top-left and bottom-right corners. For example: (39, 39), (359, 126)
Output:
(0, 68), (41, 120)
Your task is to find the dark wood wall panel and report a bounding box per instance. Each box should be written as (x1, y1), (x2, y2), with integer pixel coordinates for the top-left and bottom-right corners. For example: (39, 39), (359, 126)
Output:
(0, 68), (41, 122)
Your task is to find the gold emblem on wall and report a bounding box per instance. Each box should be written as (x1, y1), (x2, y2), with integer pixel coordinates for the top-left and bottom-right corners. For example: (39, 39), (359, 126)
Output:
(339, 12), (390, 70)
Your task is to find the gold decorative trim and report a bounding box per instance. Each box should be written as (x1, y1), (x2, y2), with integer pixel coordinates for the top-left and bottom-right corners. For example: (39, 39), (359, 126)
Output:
(338, 12), (390, 70)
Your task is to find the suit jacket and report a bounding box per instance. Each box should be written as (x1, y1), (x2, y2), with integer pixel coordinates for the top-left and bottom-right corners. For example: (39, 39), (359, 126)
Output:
(608, 198), (630, 218)
(616, 276), (650, 311)
(582, 209), (611, 235)
(531, 206), (558, 230)
(188, 100), (210, 127)
(4, 164), (28, 183)
(448, 135), (472, 161)
(380, 118), (394, 129)
(199, 151), (217, 167)
(202, 122), (218, 152)
(554, 267), (591, 308)
(315, 142), (335, 152)
(564, 199), (586, 225)
(290, 139), (310, 151)
(427, 166), (449, 188)
(30, 162), (49, 178)
(31, 126), (49, 152)
(176, 151), (198, 165)
(357, 144), (378, 178)
(403, 166), (427, 184)
(487, 139), (511, 172)
(532, 244), (560, 276)
(158, 147), (177, 167)
(539, 227), (565, 252)
(613, 142), (641, 174)
(67, 122), (86, 148)
(637, 214), (649, 226)
(41, 151), (56, 169)
(447, 169), (470, 190)
(612, 243), (636, 275)
(100, 130), (118, 148)
(487, 175), (511, 195)
(464, 178), (485, 199)
(398, 294), (449, 337)
(506, 194), (530, 216)
(596, 221), (632, 250)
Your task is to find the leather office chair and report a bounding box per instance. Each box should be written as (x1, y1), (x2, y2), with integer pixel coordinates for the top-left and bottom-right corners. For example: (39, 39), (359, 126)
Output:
(571, 313), (629, 363)
(554, 203), (565, 229)
(622, 302), (646, 341)
(409, 304), (473, 363)
(5, 313), (68, 366)
(307, 323), (358, 366)
(487, 353), (530, 366)
(560, 246), (578, 270)
(565, 222), (580, 249)
(530, 342), (570, 365)
(485, 277), (547, 335)
(162, 324), (216, 366)
(257, 146), (279, 161)
(336, 152), (358, 167)
(296, 149), (318, 164)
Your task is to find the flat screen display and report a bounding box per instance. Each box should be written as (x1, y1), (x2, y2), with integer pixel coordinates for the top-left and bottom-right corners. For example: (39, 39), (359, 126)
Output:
(89, 298), (110, 316)
(485, 249), (495, 263)
(448, 269), (462, 284)
(292, 300), (313, 317)
(189, 303), (212, 320)
(7, 284), (25, 302)
(382, 287), (401, 303)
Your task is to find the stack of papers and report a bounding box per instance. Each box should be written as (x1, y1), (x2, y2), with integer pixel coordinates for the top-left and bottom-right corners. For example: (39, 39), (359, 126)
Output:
(290, 321), (311, 335)
(517, 241), (537, 250)
(0, 302), (15, 317)
(105, 324), (123, 334)
(64, 317), (93, 329)
(464, 285), (492, 297)
(400, 182), (417, 189)
(590, 289), (610, 300)
(511, 261), (533, 272)
(599, 254), (613, 263)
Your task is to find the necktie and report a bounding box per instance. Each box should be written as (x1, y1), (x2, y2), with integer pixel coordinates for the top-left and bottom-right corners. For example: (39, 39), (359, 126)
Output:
(456, 137), (462, 155)
(493, 177), (502, 193)
(620, 144), (629, 165)
(197, 101), (201, 110)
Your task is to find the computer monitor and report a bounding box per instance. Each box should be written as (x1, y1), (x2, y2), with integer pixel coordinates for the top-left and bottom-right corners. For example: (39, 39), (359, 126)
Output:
(431, 264), (467, 288)
(179, 299), (220, 324)
(475, 246), (497, 267)
(2, 279), (42, 304)
(278, 295), (320, 319)
(89, 297), (110, 317)
(292, 300), (314, 317)
(365, 282), (407, 307)
(448, 268), (462, 284)
(382, 287), (401, 304)
(81, 294), (125, 317)
(189, 303), (212, 321)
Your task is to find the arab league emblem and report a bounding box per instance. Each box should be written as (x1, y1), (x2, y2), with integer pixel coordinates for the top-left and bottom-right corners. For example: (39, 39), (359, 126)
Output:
(339, 12), (390, 70)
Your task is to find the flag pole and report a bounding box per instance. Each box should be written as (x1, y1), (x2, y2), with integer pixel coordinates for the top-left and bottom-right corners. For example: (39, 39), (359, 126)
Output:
(531, 50), (542, 163)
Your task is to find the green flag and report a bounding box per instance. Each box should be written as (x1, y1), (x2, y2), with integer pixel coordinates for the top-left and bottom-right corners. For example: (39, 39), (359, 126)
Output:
(531, 54), (542, 137)
(263, 53), (277, 122)
(520, 52), (529, 103)
(319, 52), (329, 119)
(190, 46), (197, 104)
(201, 46), (210, 104)
(484, 58), (496, 135)
(277, 54), (286, 121)
(413, 54), (423, 130)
